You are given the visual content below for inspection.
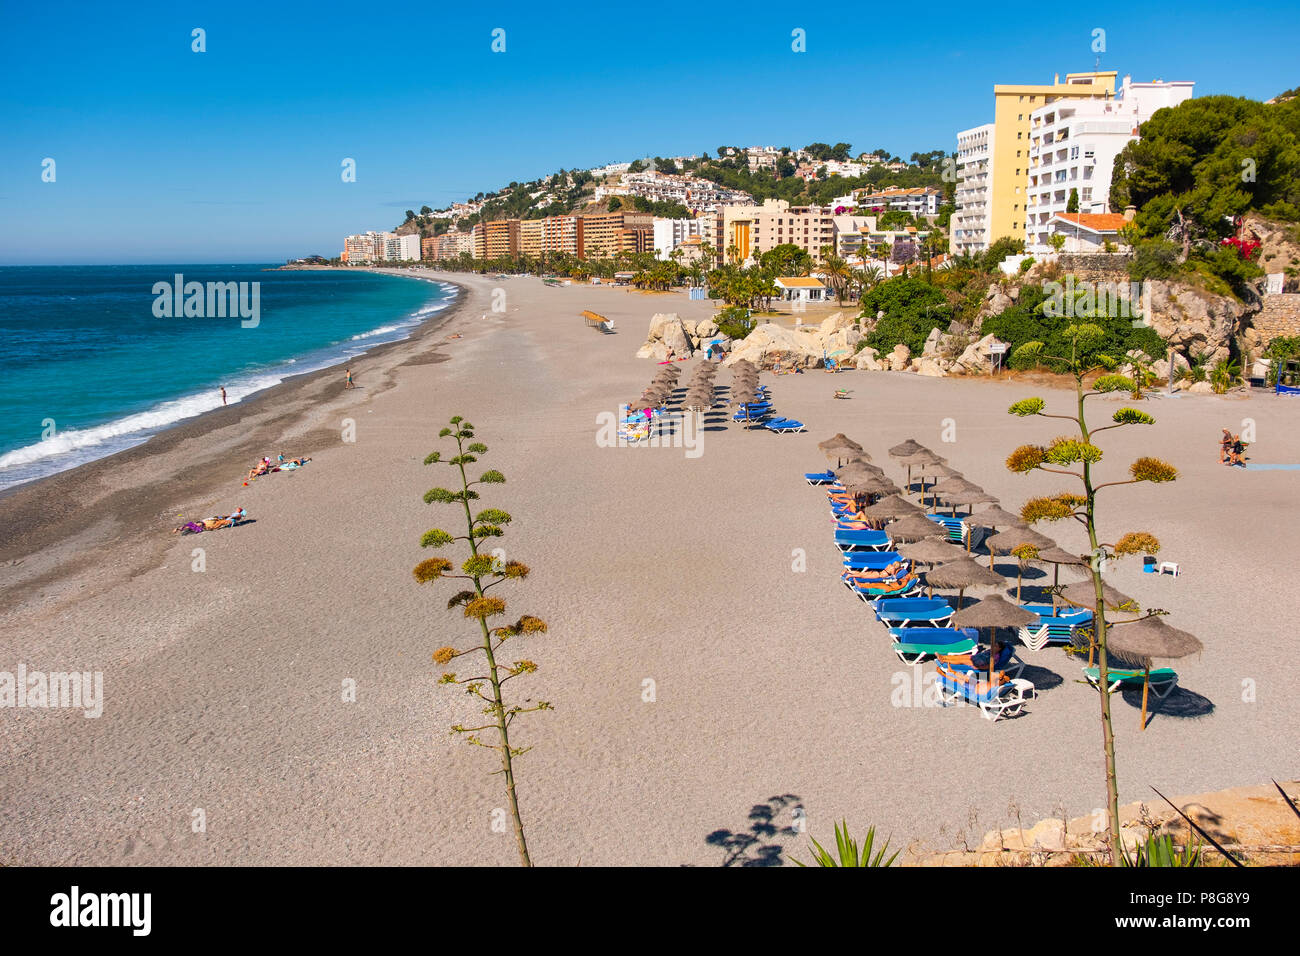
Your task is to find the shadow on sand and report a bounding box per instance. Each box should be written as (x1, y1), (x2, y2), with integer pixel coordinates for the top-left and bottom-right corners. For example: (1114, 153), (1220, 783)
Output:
(702, 794), (803, 867)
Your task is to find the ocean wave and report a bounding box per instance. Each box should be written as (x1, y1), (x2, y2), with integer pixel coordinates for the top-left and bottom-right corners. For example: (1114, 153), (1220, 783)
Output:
(0, 288), (452, 491)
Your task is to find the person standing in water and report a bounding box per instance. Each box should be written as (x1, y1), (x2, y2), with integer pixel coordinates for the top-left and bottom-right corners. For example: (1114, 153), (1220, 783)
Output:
(220, 386), (227, 406)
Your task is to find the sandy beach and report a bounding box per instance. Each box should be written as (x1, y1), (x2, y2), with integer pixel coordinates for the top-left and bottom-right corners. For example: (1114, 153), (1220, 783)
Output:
(1, 270), (1297, 867)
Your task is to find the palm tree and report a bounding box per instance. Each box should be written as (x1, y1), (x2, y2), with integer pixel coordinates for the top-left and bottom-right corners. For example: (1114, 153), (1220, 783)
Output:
(819, 250), (851, 305)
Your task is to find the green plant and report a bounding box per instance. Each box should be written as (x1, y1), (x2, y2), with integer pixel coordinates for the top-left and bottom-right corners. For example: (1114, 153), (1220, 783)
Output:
(1006, 325), (1178, 866)
(415, 416), (552, 866)
(1210, 357), (1242, 393)
(1122, 833), (1204, 867)
(795, 820), (899, 867)
(1019, 256), (1036, 274)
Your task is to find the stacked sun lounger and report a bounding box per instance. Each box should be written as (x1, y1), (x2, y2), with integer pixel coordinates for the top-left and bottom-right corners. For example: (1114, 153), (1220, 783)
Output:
(925, 513), (968, 545)
(1017, 604), (1093, 652)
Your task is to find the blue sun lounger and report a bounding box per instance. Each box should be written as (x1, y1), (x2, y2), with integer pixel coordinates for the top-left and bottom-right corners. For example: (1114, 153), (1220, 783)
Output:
(1018, 604), (1093, 652)
(805, 470), (835, 485)
(888, 627), (978, 665)
(935, 662), (1035, 720)
(833, 528), (892, 552)
(873, 597), (953, 628)
(841, 550), (906, 570)
(844, 573), (923, 601)
(764, 418), (806, 433)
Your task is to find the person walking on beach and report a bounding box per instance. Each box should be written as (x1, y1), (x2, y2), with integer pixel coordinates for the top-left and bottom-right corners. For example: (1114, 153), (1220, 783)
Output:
(344, 368), (355, 389)
(220, 386), (227, 406)
(1219, 428), (1232, 464)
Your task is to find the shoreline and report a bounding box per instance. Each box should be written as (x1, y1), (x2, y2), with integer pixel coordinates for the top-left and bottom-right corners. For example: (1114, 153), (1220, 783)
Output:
(0, 270), (474, 612)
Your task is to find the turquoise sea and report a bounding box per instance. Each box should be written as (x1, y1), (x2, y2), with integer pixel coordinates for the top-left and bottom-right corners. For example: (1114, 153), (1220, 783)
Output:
(0, 265), (454, 490)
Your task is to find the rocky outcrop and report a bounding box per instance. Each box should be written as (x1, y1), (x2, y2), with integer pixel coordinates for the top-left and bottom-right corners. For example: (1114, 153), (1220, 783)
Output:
(716, 312), (862, 370)
(636, 312), (695, 359)
(1142, 280), (1247, 369)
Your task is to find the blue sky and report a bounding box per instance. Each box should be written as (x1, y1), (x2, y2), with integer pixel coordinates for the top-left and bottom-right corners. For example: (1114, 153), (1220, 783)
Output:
(2, 1), (1297, 264)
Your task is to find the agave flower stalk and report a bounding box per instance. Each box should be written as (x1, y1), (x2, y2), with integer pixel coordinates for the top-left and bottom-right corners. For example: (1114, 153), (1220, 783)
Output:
(1006, 324), (1177, 866)
(414, 416), (550, 866)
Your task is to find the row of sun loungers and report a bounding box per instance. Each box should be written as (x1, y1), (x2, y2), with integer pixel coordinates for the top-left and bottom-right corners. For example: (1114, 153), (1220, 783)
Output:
(815, 466), (1038, 721)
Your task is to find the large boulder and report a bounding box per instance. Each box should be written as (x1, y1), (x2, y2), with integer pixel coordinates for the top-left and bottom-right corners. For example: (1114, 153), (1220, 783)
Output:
(915, 358), (947, 377)
(952, 333), (1006, 374)
(854, 347), (884, 371)
(723, 322), (823, 369)
(922, 326), (944, 356)
(887, 343), (911, 371)
(819, 312), (857, 336)
(637, 312), (694, 359)
(695, 318), (719, 339)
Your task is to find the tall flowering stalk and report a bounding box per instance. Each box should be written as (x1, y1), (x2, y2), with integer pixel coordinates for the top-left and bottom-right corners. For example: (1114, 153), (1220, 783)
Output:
(1005, 324), (1177, 866)
(413, 415), (550, 867)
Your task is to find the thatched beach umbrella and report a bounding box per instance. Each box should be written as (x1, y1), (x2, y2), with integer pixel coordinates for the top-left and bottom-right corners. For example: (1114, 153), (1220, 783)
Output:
(820, 433), (867, 467)
(952, 594), (1040, 683)
(1033, 545), (1088, 589)
(895, 448), (945, 495)
(888, 438), (927, 460)
(924, 555), (1005, 608)
(834, 459), (884, 478)
(1106, 616), (1203, 730)
(843, 474), (901, 498)
(883, 513), (947, 544)
(965, 504), (1024, 553)
(937, 487), (998, 519)
(899, 537), (968, 569)
(1057, 580), (1140, 615)
(984, 526), (1053, 570)
(918, 462), (963, 506)
(862, 495), (925, 521)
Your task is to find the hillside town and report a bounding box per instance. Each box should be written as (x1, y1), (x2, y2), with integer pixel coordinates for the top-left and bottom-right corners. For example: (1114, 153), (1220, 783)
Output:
(340, 70), (1195, 281)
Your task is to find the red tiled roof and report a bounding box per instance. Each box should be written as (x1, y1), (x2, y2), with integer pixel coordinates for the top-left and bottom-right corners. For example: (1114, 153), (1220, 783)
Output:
(1051, 212), (1128, 233)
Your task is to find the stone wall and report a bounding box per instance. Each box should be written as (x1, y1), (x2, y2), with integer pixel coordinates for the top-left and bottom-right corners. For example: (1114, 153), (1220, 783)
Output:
(1250, 293), (1300, 341)
(1056, 252), (1132, 281)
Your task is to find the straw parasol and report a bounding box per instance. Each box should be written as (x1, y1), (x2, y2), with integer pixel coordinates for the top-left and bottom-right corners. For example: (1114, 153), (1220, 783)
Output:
(984, 526), (1053, 569)
(883, 513), (947, 543)
(1105, 616), (1203, 730)
(899, 537), (967, 568)
(918, 462), (963, 506)
(888, 438), (928, 459)
(966, 504), (1023, 530)
(951, 594), (1040, 683)
(834, 459), (884, 477)
(1057, 580), (1140, 615)
(820, 433), (867, 466)
(896, 448), (945, 494)
(842, 473), (901, 498)
(937, 487), (998, 519)
(924, 555), (1005, 609)
(861, 494), (925, 520)
(1033, 545), (1088, 590)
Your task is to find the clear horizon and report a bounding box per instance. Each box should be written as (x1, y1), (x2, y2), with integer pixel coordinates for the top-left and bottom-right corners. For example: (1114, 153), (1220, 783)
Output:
(2, 1), (1297, 265)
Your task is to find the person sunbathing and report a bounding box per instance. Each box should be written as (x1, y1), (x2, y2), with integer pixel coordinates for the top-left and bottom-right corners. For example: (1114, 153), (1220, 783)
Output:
(1228, 435), (1247, 466)
(247, 457), (273, 479)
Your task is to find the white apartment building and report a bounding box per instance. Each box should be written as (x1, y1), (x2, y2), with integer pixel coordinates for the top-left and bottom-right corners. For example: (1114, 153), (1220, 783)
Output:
(652, 217), (707, 259)
(852, 186), (943, 218)
(950, 123), (995, 256)
(1024, 77), (1193, 252)
(822, 159), (873, 178)
(597, 171), (750, 211)
(343, 231), (420, 262)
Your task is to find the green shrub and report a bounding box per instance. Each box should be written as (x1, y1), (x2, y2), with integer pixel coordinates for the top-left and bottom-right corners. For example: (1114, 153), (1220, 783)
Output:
(715, 306), (753, 341)
(1128, 240), (1186, 282)
(1019, 257), (1036, 274)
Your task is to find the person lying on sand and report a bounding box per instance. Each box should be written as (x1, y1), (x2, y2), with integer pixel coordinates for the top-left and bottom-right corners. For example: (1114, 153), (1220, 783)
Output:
(247, 457), (273, 480)
(172, 508), (247, 534)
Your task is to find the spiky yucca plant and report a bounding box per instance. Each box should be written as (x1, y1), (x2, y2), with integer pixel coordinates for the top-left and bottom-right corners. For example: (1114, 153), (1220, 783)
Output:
(1006, 323), (1177, 867)
(795, 821), (899, 867)
(414, 416), (550, 867)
